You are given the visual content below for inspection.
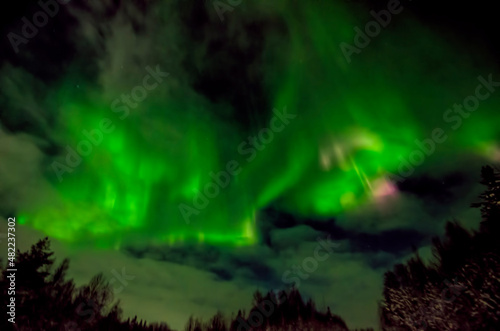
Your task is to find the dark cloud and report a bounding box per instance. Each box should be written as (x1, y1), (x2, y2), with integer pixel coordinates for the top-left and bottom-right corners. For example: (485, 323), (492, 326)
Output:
(1, 1), (499, 330)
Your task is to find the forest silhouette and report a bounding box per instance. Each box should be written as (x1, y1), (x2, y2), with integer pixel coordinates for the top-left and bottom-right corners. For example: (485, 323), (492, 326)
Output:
(1, 166), (499, 330)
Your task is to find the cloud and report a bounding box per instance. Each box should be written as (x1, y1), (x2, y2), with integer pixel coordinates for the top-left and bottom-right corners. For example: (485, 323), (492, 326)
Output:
(0, 1), (498, 330)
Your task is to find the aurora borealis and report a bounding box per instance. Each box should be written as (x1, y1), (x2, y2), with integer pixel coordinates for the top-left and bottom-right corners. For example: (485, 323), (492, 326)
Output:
(6, 0), (498, 248)
(1, 0), (500, 329)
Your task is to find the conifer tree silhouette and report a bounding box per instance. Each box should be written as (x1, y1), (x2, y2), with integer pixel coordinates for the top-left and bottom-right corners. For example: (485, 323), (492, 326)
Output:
(380, 166), (500, 330)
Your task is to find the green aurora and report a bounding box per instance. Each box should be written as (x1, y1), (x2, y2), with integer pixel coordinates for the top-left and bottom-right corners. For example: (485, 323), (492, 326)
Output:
(12, 0), (500, 247)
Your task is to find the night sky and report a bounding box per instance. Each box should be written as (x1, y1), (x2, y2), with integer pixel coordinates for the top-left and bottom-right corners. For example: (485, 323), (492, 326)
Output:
(1, 0), (499, 329)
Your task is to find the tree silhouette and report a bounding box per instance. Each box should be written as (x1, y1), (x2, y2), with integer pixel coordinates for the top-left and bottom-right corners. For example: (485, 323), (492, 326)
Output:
(17, 166), (499, 329)
(0, 236), (352, 330)
(471, 165), (500, 226)
(0, 237), (172, 330)
(380, 165), (500, 330)
(472, 165), (500, 254)
(220, 287), (348, 331)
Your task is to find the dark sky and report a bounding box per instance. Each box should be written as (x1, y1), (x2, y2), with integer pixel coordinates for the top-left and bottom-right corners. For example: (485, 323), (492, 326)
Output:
(1, 0), (499, 329)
